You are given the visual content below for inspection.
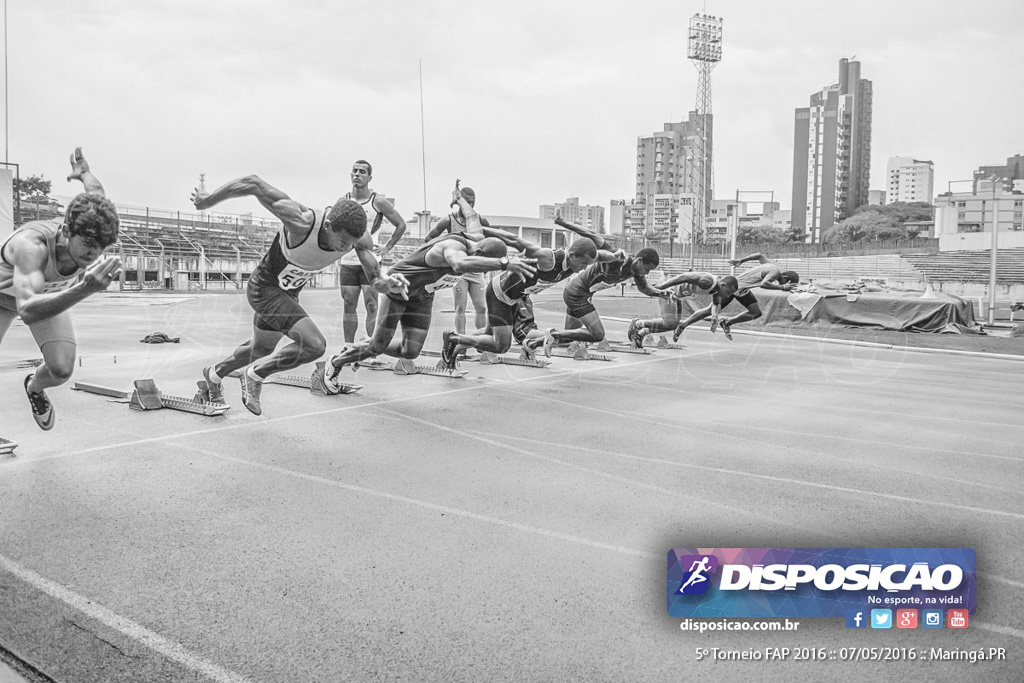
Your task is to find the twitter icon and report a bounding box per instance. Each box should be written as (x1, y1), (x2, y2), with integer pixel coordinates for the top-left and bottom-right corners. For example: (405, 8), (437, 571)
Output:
(871, 609), (893, 629)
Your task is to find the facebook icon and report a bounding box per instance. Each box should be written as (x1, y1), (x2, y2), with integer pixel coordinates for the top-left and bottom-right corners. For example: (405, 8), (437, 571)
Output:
(845, 609), (867, 629)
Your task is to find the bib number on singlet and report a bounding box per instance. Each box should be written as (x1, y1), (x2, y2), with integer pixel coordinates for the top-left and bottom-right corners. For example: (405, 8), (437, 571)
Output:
(277, 264), (319, 290)
(424, 274), (461, 293)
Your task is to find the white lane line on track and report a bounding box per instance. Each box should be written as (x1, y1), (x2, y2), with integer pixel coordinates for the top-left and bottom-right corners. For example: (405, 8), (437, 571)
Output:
(479, 398), (1024, 521)
(169, 441), (1024, 638)
(173, 441), (1024, 641)
(986, 574), (1024, 591)
(596, 373), (1023, 433)
(973, 622), (1024, 640)
(576, 375), (1024, 464)
(370, 407), (820, 536)
(476, 428), (1024, 594)
(675, 354), (1024, 406)
(495, 386), (1023, 494)
(10, 350), (713, 466)
(0, 554), (254, 683)
(172, 443), (659, 561)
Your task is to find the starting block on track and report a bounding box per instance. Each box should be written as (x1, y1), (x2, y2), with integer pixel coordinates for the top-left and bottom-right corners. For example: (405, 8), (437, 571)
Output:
(417, 349), (480, 362)
(649, 335), (686, 350)
(256, 362), (363, 396)
(72, 382), (129, 400)
(395, 358), (467, 378)
(547, 342), (615, 362)
(74, 379), (229, 416)
(594, 340), (654, 355)
(360, 357), (468, 377)
(479, 351), (550, 368)
(0, 438), (18, 456)
(354, 358), (388, 369)
(131, 379), (230, 415)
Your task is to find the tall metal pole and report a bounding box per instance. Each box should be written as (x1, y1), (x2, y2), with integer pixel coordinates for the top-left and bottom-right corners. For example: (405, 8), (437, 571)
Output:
(686, 13), (723, 271)
(4, 0), (8, 162)
(987, 176), (998, 325)
(419, 59), (428, 212)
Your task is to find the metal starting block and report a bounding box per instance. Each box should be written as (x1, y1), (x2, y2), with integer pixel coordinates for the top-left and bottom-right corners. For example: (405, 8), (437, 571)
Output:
(395, 358), (467, 377)
(348, 356), (467, 377)
(0, 438), (18, 456)
(417, 349), (481, 362)
(650, 335), (686, 350)
(593, 340), (654, 355)
(478, 351), (550, 368)
(130, 379), (230, 415)
(74, 379), (228, 416)
(547, 342), (615, 362)
(72, 382), (130, 401)
(257, 362), (363, 396)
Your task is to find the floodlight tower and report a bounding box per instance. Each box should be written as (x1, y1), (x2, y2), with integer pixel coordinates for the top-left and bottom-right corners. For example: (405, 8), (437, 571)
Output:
(198, 172), (207, 220)
(686, 13), (722, 266)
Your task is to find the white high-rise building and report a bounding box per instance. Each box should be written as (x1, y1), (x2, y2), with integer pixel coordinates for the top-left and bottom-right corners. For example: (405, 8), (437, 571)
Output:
(886, 157), (934, 204)
(539, 197), (605, 233)
(791, 59), (873, 243)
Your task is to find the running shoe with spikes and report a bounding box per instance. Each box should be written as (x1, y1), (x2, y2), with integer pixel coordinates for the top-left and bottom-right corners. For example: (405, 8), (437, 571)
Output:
(709, 317), (719, 334)
(239, 369), (263, 416)
(439, 330), (460, 372)
(634, 330), (647, 350)
(720, 319), (733, 341)
(311, 362), (342, 395)
(520, 338), (538, 362)
(672, 324), (685, 343)
(24, 374), (55, 430)
(542, 328), (557, 358)
(202, 366), (226, 404)
(626, 319), (642, 349)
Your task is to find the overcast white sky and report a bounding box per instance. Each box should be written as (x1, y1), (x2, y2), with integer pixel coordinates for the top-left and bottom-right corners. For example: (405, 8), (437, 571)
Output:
(4, 0), (1022, 221)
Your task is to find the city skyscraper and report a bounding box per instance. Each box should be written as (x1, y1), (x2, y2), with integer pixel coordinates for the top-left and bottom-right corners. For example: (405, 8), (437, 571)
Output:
(629, 112), (706, 242)
(791, 58), (872, 243)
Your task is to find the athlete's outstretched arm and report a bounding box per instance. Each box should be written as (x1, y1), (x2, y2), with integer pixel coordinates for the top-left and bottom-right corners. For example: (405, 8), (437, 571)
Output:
(479, 227), (556, 270)
(553, 213), (609, 250)
(424, 216), (450, 241)
(444, 244), (537, 278)
(656, 272), (705, 290)
(65, 147), (106, 197)
(450, 183), (484, 238)
(353, 233), (409, 299)
(729, 252), (769, 267)
(10, 236), (121, 324)
(191, 175), (314, 233)
(633, 272), (672, 300)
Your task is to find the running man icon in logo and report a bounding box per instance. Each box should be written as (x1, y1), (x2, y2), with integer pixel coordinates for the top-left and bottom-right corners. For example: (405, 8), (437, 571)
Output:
(676, 555), (719, 595)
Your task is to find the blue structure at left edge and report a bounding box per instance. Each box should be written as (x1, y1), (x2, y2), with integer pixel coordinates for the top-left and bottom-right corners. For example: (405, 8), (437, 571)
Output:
(667, 547), (976, 618)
